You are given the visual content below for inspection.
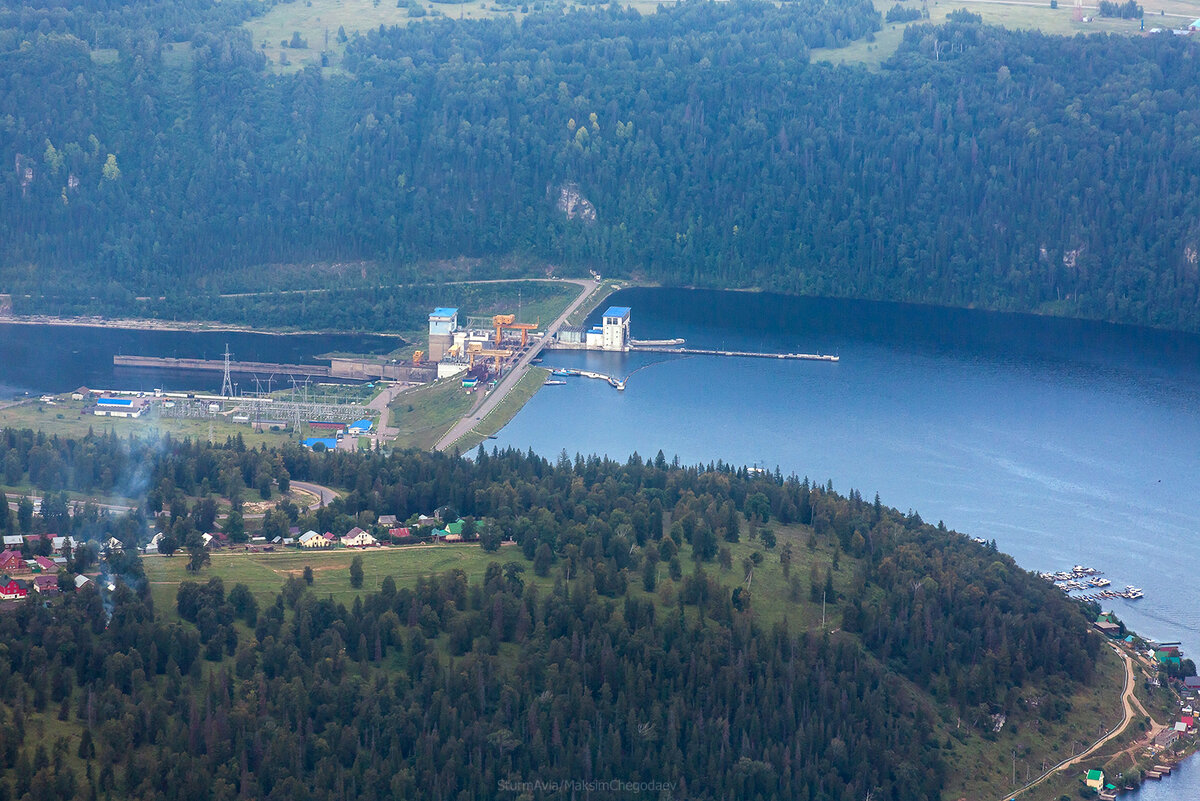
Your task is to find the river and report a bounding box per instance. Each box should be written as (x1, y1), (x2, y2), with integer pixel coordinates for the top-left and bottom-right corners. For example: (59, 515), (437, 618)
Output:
(0, 322), (401, 398)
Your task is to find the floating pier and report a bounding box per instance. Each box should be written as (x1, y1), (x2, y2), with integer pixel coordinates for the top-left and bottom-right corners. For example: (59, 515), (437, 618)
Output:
(630, 346), (838, 362)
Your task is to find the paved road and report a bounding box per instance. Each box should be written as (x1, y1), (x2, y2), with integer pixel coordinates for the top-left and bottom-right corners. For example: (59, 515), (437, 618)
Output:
(6, 494), (135, 515)
(434, 278), (596, 452)
(290, 480), (338, 510)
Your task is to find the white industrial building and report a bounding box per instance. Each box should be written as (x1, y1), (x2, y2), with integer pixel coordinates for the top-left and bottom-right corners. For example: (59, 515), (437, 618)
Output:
(428, 307), (459, 361)
(601, 306), (631, 351)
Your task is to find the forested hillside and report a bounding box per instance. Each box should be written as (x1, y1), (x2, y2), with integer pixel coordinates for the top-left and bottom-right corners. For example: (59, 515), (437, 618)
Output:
(0, 430), (1109, 799)
(2, 1), (1198, 330)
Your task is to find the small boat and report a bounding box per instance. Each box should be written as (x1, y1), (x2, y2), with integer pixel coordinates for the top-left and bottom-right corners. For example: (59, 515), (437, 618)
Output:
(551, 369), (576, 377)
(544, 380), (567, 386)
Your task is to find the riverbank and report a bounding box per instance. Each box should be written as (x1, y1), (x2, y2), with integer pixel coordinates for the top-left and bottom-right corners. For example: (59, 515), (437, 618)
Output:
(0, 314), (356, 336)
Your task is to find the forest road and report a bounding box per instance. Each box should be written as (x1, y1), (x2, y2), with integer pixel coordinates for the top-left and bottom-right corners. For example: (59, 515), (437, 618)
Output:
(997, 642), (1141, 801)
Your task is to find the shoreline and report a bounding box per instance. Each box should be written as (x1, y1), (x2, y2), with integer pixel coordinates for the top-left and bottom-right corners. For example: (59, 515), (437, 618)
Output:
(0, 314), (407, 338)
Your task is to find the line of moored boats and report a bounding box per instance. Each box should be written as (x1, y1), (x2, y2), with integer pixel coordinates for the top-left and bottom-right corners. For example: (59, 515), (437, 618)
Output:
(1038, 565), (1144, 600)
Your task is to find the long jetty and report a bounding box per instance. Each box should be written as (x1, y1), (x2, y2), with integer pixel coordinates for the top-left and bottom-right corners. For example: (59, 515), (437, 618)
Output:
(629, 346), (838, 362)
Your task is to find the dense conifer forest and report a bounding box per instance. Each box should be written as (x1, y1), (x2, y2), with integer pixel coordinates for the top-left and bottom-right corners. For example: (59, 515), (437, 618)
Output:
(0, 429), (1107, 799)
(2, 0), (1200, 330)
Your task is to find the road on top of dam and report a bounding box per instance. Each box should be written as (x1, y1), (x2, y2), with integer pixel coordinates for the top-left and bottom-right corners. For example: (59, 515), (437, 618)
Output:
(434, 278), (597, 453)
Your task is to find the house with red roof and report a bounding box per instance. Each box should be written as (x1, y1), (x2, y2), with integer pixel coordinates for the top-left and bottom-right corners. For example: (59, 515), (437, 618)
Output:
(32, 575), (59, 595)
(389, 527), (412, 541)
(0, 580), (28, 601)
(31, 555), (57, 573)
(0, 551), (29, 575)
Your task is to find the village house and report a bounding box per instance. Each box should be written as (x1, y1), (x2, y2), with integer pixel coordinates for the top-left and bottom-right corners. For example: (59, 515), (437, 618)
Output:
(341, 528), (377, 548)
(74, 575), (92, 590)
(389, 527), (412, 541)
(298, 530), (326, 549)
(50, 536), (75, 554)
(0, 580), (28, 601)
(2, 535), (22, 549)
(0, 550), (30, 575)
(1153, 728), (1180, 749)
(32, 575), (59, 595)
(1084, 769), (1104, 791)
(30, 555), (57, 573)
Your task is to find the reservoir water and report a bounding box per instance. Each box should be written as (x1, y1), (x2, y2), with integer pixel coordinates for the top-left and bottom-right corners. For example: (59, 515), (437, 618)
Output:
(0, 322), (400, 398)
(499, 287), (1200, 796)
(499, 288), (1200, 647)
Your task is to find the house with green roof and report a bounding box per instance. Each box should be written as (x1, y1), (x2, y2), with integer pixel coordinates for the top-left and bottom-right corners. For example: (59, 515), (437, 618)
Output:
(1085, 769), (1104, 790)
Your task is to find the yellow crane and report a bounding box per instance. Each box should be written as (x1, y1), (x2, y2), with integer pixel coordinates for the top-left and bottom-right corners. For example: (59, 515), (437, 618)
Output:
(492, 314), (540, 347)
(468, 347), (513, 373)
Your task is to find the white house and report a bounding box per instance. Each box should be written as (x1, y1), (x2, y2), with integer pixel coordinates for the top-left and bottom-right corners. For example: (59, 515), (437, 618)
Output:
(103, 537), (124, 553)
(74, 575), (92, 590)
(341, 528), (377, 548)
(145, 533), (164, 553)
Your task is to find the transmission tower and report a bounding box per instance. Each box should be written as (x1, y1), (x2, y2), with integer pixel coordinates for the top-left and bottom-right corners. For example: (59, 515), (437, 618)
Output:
(221, 344), (234, 397)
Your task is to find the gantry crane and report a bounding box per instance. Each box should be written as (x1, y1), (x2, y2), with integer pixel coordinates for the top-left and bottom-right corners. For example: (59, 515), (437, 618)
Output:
(467, 347), (513, 374)
(492, 314), (540, 348)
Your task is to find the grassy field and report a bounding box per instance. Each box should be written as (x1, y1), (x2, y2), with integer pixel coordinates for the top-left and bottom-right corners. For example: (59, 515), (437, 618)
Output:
(0, 396), (299, 450)
(245, 0), (686, 73)
(386, 375), (477, 449)
(247, 0), (1200, 75)
(451, 366), (548, 452)
(813, 0), (1197, 69)
(143, 543), (538, 613)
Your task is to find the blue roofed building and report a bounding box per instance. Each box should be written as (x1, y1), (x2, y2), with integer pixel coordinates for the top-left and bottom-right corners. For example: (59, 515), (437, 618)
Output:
(602, 306), (631, 351)
(302, 437), (338, 451)
(347, 419), (373, 435)
(429, 307), (459, 361)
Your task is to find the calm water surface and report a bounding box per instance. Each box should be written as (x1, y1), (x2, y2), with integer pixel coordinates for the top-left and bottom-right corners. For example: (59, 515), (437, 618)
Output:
(0, 323), (400, 397)
(497, 288), (1200, 795)
(499, 289), (1200, 648)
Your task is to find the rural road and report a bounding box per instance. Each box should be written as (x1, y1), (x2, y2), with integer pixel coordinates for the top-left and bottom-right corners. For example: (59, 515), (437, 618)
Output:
(5, 494), (135, 515)
(997, 642), (1143, 800)
(434, 278), (596, 452)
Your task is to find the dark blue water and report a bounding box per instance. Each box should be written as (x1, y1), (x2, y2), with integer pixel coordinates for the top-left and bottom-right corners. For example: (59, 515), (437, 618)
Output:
(502, 289), (1200, 645)
(0, 323), (401, 397)
(500, 287), (1200, 795)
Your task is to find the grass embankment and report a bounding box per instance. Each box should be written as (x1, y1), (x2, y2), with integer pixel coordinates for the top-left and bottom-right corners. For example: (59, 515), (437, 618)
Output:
(386, 376), (476, 450)
(0, 397), (296, 450)
(564, 280), (623, 327)
(450, 366), (548, 452)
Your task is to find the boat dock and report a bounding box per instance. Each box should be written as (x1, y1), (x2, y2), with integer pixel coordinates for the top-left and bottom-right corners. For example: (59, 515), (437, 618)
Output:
(629, 346), (838, 362)
(1038, 566), (1144, 600)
